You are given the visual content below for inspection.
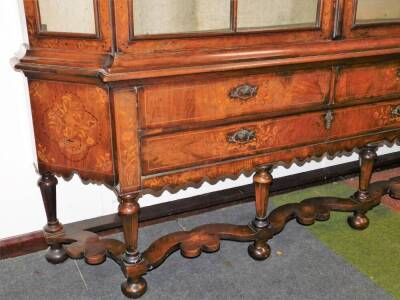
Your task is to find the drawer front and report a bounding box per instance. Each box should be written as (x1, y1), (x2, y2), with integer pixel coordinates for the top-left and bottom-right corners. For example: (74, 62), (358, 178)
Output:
(142, 112), (327, 174)
(142, 100), (400, 175)
(336, 62), (400, 103)
(140, 69), (331, 128)
(330, 101), (400, 139)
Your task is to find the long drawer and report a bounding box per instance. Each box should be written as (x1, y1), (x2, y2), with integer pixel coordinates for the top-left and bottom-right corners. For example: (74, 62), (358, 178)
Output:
(141, 100), (400, 174)
(336, 61), (400, 103)
(139, 68), (331, 128)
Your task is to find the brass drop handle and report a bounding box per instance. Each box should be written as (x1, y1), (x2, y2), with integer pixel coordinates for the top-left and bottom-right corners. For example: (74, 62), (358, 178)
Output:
(227, 129), (256, 144)
(396, 69), (400, 78)
(391, 105), (400, 118)
(324, 110), (334, 130)
(229, 84), (258, 100)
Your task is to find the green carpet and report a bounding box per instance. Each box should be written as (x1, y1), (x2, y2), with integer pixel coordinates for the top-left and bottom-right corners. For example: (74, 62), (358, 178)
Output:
(271, 183), (400, 299)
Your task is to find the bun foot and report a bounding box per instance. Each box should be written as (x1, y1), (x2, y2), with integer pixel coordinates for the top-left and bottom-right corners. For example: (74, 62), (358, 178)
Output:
(248, 240), (271, 261)
(348, 213), (369, 230)
(389, 190), (400, 200)
(121, 277), (147, 299)
(388, 178), (400, 200)
(45, 244), (68, 264)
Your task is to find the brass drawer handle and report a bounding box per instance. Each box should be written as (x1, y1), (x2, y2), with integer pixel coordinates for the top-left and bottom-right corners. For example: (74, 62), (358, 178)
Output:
(396, 69), (400, 78)
(229, 84), (258, 100)
(324, 110), (335, 129)
(227, 129), (256, 144)
(391, 105), (400, 118)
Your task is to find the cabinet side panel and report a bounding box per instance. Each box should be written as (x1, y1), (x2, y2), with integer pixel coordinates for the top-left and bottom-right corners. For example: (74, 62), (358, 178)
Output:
(112, 89), (141, 193)
(29, 80), (114, 183)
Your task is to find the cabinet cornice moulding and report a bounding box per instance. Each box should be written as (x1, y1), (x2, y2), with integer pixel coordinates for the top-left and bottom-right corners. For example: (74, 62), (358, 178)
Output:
(15, 37), (400, 82)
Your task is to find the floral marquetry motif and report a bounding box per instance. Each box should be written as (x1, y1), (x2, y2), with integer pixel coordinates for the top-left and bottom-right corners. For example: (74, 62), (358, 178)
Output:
(42, 94), (99, 162)
(29, 81), (114, 183)
(17, 0), (400, 297)
(112, 89), (141, 193)
(37, 143), (54, 164)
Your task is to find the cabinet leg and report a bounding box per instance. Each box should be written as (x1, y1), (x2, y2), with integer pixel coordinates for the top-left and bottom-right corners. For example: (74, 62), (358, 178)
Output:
(119, 194), (147, 298)
(388, 177), (400, 200)
(38, 173), (67, 264)
(348, 145), (377, 230)
(121, 277), (147, 299)
(248, 166), (272, 261)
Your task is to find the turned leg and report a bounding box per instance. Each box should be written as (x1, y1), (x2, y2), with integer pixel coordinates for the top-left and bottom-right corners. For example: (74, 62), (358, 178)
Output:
(119, 194), (147, 298)
(248, 166), (273, 261)
(38, 173), (67, 264)
(348, 145), (377, 230)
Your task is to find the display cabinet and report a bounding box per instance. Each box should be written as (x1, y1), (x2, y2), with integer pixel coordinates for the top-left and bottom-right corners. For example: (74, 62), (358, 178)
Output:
(17, 0), (400, 298)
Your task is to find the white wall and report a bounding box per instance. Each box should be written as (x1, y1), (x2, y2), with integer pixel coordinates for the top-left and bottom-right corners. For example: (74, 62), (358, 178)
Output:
(1, 0), (399, 240)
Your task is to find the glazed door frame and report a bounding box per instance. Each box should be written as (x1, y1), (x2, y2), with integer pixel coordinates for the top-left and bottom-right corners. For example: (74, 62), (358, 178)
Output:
(23, 0), (113, 52)
(342, 0), (400, 39)
(114, 0), (336, 55)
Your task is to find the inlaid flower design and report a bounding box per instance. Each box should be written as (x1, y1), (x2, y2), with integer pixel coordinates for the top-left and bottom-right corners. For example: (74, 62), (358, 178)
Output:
(42, 94), (99, 162)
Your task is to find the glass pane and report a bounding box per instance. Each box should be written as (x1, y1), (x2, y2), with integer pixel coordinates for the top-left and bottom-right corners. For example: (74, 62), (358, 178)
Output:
(238, 0), (319, 30)
(133, 0), (231, 36)
(38, 0), (96, 34)
(356, 0), (400, 24)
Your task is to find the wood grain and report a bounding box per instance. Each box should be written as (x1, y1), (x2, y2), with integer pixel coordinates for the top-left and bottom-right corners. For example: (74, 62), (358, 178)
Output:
(142, 100), (400, 175)
(336, 61), (400, 102)
(29, 80), (113, 183)
(15, 2), (400, 298)
(140, 68), (331, 129)
(111, 88), (141, 193)
(142, 111), (326, 174)
(142, 129), (400, 192)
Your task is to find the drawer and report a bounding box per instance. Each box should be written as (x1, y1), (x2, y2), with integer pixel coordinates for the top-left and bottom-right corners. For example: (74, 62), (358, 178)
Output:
(142, 111), (327, 174)
(329, 101), (400, 139)
(336, 62), (400, 103)
(142, 100), (400, 174)
(140, 69), (331, 128)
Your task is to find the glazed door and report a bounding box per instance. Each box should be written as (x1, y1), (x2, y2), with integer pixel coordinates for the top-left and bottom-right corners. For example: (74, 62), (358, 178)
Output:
(23, 0), (113, 52)
(115, 0), (336, 54)
(342, 0), (400, 39)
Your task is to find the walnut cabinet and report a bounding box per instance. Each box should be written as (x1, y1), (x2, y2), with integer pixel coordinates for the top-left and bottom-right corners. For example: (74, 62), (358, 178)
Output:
(17, 1), (400, 298)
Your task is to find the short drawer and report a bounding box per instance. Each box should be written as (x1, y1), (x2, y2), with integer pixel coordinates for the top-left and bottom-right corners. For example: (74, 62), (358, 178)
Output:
(336, 62), (400, 103)
(141, 100), (400, 174)
(140, 69), (331, 128)
(329, 100), (400, 139)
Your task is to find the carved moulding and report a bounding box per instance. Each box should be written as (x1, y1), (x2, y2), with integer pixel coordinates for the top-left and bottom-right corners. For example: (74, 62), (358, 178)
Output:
(46, 177), (400, 290)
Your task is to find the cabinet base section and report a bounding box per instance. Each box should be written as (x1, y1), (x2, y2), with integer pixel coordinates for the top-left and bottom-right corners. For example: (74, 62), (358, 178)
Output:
(45, 177), (400, 298)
